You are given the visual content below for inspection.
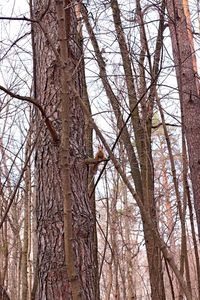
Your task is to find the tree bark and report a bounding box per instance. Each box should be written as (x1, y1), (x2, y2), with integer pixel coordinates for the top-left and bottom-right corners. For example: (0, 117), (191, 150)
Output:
(21, 138), (31, 300)
(166, 0), (200, 239)
(32, 0), (96, 298)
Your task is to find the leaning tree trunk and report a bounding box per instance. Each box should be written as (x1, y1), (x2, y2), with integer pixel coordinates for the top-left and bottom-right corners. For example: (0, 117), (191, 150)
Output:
(166, 0), (200, 238)
(32, 0), (96, 299)
(109, 1), (166, 298)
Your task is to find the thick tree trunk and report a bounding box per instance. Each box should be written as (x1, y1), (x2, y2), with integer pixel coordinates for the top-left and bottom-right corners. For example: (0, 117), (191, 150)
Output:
(32, 0), (96, 298)
(166, 0), (200, 238)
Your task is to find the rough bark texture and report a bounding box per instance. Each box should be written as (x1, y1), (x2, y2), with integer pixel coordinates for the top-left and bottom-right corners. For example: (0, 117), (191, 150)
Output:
(166, 0), (200, 238)
(81, 46), (100, 300)
(33, 1), (95, 299)
(0, 286), (10, 300)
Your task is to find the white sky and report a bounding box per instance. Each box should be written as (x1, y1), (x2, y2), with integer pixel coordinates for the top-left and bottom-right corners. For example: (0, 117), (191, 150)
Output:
(0, 0), (29, 17)
(0, 0), (32, 172)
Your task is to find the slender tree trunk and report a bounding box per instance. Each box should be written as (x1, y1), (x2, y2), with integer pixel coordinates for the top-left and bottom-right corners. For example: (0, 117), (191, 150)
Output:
(82, 61), (100, 300)
(123, 187), (136, 300)
(21, 135), (31, 300)
(110, 1), (166, 298)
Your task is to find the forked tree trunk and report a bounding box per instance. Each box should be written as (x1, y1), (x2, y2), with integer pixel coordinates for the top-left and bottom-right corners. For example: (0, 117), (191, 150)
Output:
(32, 0), (96, 298)
(106, 1), (166, 298)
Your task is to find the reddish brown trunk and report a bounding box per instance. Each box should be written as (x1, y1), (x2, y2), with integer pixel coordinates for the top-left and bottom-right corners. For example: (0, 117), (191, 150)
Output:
(166, 0), (200, 238)
(32, 0), (96, 298)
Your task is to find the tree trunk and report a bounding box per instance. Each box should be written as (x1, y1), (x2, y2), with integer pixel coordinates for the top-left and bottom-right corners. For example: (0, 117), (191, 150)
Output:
(110, 1), (166, 298)
(21, 135), (31, 300)
(0, 285), (10, 300)
(166, 0), (200, 239)
(32, 0), (96, 298)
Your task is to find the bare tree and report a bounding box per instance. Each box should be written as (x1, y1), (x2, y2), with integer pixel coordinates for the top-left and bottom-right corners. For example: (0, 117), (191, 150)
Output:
(0, 0), (200, 299)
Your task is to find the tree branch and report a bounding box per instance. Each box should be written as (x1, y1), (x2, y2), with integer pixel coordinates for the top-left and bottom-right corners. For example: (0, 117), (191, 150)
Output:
(0, 85), (59, 143)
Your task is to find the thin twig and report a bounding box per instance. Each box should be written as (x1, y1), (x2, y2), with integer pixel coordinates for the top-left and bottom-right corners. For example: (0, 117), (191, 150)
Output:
(0, 137), (37, 229)
(0, 85), (59, 143)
